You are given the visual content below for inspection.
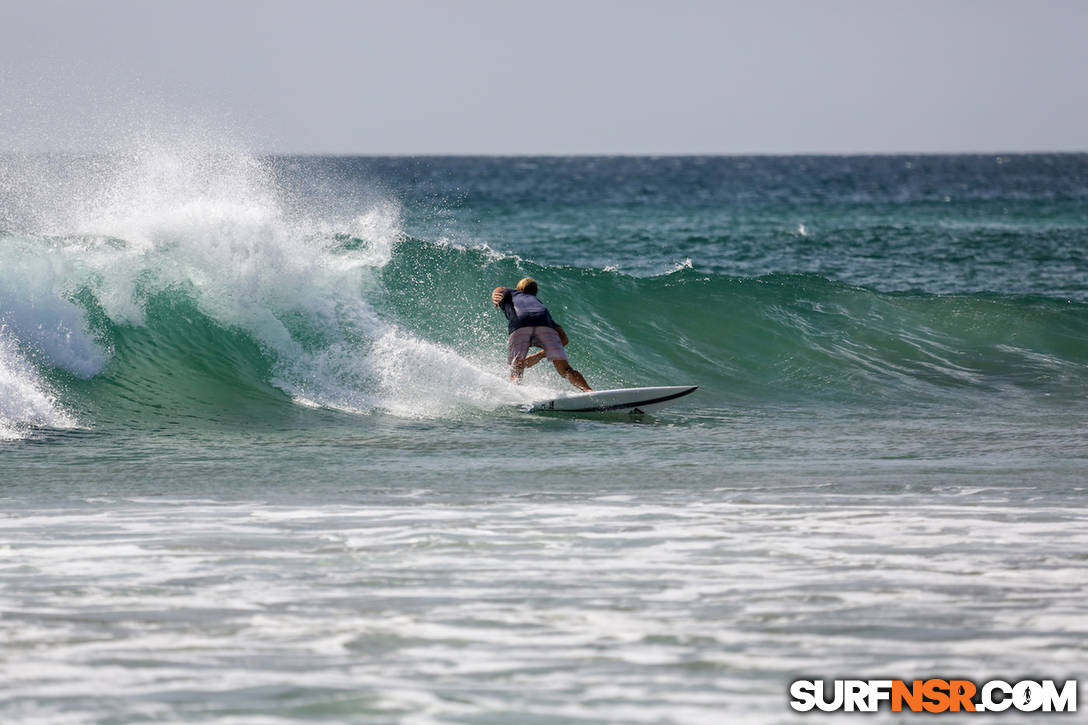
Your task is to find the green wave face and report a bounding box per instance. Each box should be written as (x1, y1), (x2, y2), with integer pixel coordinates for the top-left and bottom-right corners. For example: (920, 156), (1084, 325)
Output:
(379, 239), (1088, 407)
(62, 290), (294, 427)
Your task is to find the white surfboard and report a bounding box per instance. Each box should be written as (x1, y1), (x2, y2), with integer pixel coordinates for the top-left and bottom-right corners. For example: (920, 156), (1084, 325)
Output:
(528, 385), (698, 414)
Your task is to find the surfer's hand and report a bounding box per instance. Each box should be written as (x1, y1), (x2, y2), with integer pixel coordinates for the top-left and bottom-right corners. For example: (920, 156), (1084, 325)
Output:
(555, 325), (570, 346)
(491, 287), (507, 306)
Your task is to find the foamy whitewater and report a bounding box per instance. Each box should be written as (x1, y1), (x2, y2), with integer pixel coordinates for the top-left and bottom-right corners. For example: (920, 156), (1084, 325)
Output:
(1, 148), (1086, 723)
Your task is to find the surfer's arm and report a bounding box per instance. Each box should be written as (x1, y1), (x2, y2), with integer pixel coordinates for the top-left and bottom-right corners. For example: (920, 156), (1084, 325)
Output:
(554, 324), (570, 346)
(491, 287), (509, 306)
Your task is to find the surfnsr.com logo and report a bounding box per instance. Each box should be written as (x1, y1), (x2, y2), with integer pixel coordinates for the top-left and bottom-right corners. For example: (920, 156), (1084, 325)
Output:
(789, 679), (1078, 713)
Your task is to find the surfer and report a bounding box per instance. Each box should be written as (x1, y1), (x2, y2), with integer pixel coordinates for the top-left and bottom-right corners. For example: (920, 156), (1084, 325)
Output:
(491, 277), (593, 391)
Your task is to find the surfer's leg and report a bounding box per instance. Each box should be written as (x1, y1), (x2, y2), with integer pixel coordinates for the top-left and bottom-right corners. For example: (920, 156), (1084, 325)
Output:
(510, 357), (526, 383)
(523, 350), (547, 368)
(553, 360), (593, 392)
(507, 328), (533, 382)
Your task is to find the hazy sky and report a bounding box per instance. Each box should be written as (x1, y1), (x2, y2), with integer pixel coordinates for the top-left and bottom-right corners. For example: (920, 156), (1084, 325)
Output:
(2, 0), (1086, 154)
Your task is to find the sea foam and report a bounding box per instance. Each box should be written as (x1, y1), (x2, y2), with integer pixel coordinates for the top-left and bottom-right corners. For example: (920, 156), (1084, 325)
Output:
(0, 140), (529, 424)
(0, 326), (76, 439)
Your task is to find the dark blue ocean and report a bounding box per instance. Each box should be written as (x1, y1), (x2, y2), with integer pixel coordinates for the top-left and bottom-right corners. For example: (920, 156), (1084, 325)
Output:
(1, 150), (1086, 723)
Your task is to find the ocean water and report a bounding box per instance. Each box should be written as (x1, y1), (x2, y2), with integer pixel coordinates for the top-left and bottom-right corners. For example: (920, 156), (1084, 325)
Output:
(1, 150), (1086, 723)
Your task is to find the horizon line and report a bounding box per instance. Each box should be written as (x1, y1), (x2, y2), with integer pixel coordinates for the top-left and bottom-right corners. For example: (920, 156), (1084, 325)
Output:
(4, 148), (1087, 158)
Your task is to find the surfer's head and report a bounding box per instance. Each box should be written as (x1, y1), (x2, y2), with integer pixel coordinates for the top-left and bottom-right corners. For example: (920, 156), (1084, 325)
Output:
(516, 277), (538, 296)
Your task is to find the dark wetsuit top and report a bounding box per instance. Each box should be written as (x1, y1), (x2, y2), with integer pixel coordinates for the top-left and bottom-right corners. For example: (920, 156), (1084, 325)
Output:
(498, 289), (558, 333)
